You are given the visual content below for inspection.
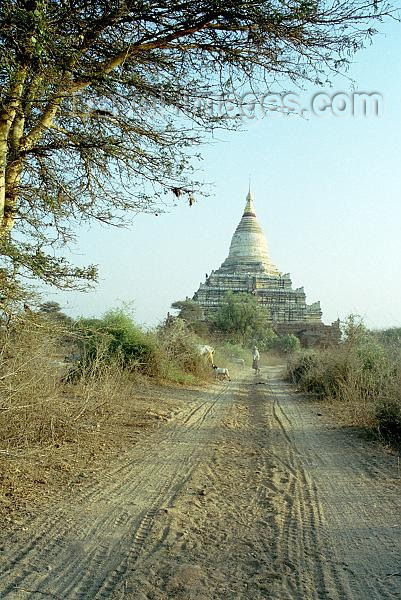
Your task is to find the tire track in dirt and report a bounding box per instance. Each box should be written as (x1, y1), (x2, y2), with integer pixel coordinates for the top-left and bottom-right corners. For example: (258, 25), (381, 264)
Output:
(2, 368), (400, 600)
(266, 367), (401, 600)
(109, 367), (401, 600)
(0, 381), (230, 599)
(247, 377), (347, 600)
(107, 372), (346, 599)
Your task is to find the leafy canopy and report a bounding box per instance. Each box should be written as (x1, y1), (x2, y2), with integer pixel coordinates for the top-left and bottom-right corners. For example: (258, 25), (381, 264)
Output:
(171, 299), (203, 324)
(0, 0), (394, 301)
(213, 290), (267, 335)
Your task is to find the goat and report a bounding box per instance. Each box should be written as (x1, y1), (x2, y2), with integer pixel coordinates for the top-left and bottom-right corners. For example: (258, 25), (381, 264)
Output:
(212, 365), (231, 381)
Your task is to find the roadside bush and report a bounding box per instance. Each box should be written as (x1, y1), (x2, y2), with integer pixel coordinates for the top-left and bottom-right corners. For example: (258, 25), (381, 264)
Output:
(288, 349), (345, 397)
(247, 328), (278, 352)
(71, 309), (159, 378)
(0, 309), (213, 453)
(288, 351), (319, 386)
(0, 315), (137, 449)
(156, 319), (212, 381)
(71, 311), (212, 384)
(375, 398), (401, 442)
(272, 333), (301, 355)
(0, 317), (71, 448)
(287, 317), (401, 445)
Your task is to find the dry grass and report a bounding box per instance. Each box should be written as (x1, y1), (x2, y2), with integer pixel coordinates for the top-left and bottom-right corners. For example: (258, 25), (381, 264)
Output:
(156, 320), (213, 383)
(287, 340), (401, 445)
(0, 319), (67, 449)
(0, 316), (214, 522)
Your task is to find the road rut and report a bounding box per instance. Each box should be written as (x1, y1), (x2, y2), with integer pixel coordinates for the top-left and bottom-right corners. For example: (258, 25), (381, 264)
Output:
(0, 367), (400, 599)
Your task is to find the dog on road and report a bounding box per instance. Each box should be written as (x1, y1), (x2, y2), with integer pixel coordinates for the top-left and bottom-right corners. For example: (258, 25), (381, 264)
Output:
(212, 365), (231, 381)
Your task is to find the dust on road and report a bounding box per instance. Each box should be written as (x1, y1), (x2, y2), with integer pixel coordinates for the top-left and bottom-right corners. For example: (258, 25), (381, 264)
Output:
(0, 366), (400, 599)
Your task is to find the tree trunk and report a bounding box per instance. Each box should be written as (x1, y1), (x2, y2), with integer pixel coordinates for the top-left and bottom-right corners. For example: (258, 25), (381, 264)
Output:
(0, 69), (27, 237)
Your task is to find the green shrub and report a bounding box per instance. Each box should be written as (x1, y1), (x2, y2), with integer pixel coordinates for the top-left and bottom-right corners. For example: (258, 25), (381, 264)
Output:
(272, 334), (301, 355)
(248, 328), (278, 352)
(70, 309), (157, 376)
(69, 309), (213, 385)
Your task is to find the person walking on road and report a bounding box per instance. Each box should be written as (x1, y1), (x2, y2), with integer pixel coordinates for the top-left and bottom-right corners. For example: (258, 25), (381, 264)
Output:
(252, 345), (260, 374)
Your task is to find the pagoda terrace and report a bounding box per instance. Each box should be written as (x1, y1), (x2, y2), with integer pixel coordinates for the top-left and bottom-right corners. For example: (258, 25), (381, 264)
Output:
(192, 191), (340, 347)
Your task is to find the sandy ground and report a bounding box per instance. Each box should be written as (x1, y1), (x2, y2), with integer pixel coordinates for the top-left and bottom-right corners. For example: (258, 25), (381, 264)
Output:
(0, 366), (400, 599)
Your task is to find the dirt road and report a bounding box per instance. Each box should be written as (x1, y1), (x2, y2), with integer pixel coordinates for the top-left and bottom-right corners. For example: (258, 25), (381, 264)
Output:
(0, 366), (400, 599)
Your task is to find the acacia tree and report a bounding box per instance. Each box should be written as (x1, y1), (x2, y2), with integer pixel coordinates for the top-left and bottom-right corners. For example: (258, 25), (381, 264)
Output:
(0, 0), (394, 299)
(39, 300), (72, 322)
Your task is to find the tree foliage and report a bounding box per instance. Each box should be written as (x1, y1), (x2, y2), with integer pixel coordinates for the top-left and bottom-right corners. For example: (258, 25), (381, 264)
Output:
(212, 291), (305, 351)
(171, 299), (203, 324)
(38, 299), (72, 323)
(273, 332), (300, 354)
(213, 290), (265, 336)
(72, 308), (157, 375)
(0, 0), (394, 300)
(69, 307), (211, 382)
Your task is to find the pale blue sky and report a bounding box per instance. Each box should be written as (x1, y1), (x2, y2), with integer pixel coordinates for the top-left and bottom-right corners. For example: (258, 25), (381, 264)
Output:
(54, 19), (401, 330)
